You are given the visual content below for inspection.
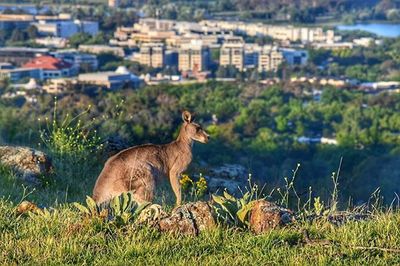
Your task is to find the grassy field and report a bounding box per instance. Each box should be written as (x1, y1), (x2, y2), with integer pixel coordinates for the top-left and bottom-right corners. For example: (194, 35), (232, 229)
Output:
(0, 198), (400, 265)
(1, 157), (400, 265)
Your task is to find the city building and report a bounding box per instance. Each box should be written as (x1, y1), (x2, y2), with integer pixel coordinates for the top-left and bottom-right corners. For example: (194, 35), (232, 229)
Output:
(42, 78), (76, 94)
(200, 20), (341, 44)
(0, 68), (42, 82)
(0, 47), (49, 66)
(23, 55), (74, 79)
(165, 50), (179, 67)
(258, 46), (283, 72)
(52, 51), (98, 72)
(10, 78), (41, 90)
(139, 43), (165, 68)
(35, 37), (68, 48)
(0, 63), (14, 70)
(178, 41), (210, 72)
(33, 20), (99, 38)
(0, 14), (33, 30)
(78, 66), (142, 89)
(312, 42), (354, 50)
(137, 18), (176, 31)
(280, 48), (308, 65)
(243, 44), (260, 69)
(220, 42), (245, 71)
(78, 45), (125, 57)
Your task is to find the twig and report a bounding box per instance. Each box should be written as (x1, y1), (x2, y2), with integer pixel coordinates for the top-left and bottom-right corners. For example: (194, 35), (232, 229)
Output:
(302, 230), (400, 253)
(351, 246), (400, 253)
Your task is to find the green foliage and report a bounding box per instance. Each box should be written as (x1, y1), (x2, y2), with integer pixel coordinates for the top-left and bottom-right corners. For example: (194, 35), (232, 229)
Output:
(212, 176), (264, 228)
(212, 191), (257, 228)
(73, 192), (151, 226)
(1, 196), (400, 264)
(39, 100), (102, 160)
(180, 174), (208, 202)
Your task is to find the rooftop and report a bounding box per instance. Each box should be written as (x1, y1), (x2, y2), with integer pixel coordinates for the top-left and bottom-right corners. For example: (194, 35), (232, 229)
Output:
(23, 56), (72, 70)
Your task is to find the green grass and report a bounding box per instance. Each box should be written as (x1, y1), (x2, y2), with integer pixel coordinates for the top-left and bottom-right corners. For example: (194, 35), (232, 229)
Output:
(0, 199), (400, 265)
(1, 158), (400, 265)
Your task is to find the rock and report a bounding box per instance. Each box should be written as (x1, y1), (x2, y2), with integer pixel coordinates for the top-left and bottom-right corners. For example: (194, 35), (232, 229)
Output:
(0, 145), (53, 185)
(206, 164), (248, 195)
(137, 204), (168, 226)
(327, 212), (370, 226)
(249, 200), (294, 234)
(16, 201), (41, 215)
(158, 201), (216, 236)
(205, 176), (244, 195)
(209, 164), (247, 179)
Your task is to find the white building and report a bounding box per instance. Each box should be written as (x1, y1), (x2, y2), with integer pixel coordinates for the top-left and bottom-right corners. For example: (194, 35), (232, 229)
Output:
(33, 20), (98, 38)
(35, 37), (68, 48)
(78, 45), (125, 57)
(78, 66), (142, 89)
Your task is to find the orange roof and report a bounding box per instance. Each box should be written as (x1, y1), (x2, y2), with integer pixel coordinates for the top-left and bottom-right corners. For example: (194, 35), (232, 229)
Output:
(23, 55), (72, 70)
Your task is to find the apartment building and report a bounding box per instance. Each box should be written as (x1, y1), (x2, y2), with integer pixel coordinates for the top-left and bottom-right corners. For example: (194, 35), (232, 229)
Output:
(178, 42), (210, 72)
(258, 46), (283, 72)
(220, 42), (245, 71)
(139, 43), (165, 68)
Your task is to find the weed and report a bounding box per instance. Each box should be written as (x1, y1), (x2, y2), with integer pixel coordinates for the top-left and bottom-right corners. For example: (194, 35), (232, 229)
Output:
(39, 98), (103, 161)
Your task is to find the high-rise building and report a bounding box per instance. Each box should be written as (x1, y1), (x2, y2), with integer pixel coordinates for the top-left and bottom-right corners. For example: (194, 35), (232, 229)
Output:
(139, 43), (165, 68)
(258, 46), (283, 72)
(178, 42), (210, 72)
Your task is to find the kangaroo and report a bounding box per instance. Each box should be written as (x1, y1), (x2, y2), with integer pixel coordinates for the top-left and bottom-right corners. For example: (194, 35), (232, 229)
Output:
(92, 111), (209, 206)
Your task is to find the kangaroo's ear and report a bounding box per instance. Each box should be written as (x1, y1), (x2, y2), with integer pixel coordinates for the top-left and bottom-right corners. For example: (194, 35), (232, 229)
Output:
(182, 111), (192, 123)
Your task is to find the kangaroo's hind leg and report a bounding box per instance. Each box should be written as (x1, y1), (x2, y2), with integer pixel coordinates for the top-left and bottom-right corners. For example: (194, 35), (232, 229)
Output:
(126, 165), (156, 204)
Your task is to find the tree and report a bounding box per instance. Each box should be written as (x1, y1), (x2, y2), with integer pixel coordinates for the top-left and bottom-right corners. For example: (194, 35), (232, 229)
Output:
(10, 28), (26, 43)
(26, 25), (38, 39)
(68, 33), (91, 48)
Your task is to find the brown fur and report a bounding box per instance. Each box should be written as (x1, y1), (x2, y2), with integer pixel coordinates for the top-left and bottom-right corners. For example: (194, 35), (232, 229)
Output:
(92, 111), (209, 205)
